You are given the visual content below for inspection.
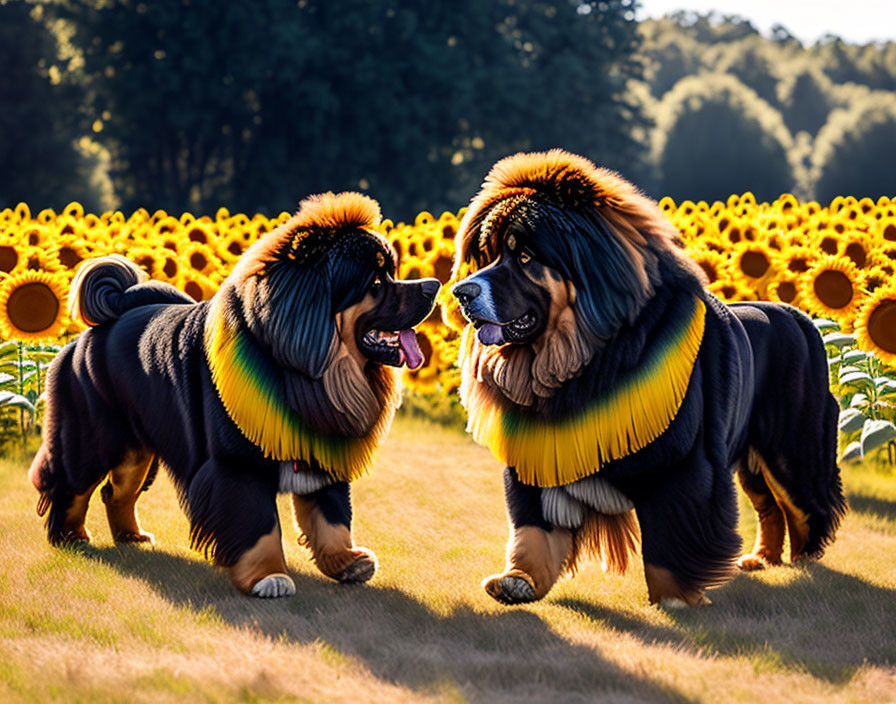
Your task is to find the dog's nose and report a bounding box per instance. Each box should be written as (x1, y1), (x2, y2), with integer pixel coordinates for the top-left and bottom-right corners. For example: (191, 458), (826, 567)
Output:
(420, 278), (440, 299)
(452, 281), (481, 307)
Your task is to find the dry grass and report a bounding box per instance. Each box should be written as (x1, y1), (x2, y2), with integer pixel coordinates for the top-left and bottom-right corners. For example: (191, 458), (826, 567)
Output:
(1, 416), (895, 703)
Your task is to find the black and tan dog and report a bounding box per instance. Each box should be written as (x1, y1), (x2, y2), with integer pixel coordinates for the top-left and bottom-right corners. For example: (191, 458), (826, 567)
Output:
(30, 192), (439, 597)
(447, 150), (846, 606)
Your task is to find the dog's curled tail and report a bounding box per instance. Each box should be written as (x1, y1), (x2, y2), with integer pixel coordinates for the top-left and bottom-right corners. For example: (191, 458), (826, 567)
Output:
(69, 255), (193, 326)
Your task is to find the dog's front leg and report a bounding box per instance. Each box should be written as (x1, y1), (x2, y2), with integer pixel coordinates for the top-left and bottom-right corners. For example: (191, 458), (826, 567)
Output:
(482, 468), (572, 605)
(292, 482), (377, 583)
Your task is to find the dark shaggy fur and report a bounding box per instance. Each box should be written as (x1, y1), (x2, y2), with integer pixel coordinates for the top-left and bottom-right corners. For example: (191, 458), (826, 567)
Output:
(451, 150), (846, 602)
(30, 192), (438, 593)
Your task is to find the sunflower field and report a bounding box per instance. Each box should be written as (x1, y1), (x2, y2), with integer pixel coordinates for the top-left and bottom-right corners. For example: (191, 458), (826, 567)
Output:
(1, 195), (896, 459)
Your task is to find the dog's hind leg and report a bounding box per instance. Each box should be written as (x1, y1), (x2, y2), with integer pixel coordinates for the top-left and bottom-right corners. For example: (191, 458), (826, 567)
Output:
(736, 453), (786, 570)
(101, 449), (155, 544)
(292, 482), (378, 583)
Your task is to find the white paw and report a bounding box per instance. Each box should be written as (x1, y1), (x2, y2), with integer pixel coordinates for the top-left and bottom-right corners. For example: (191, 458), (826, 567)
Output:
(251, 573), (296, 598)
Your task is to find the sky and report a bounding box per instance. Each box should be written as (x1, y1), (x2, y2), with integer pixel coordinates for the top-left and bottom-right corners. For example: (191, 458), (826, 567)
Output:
(636, 0), (896, 45)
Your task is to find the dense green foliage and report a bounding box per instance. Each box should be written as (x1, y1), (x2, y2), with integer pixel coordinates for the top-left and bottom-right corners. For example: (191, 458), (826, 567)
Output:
(6, 0), (645, 219)
(653, 74), (793, 203)
(641, 12), (896, 202)
(2, 5), (896, 212)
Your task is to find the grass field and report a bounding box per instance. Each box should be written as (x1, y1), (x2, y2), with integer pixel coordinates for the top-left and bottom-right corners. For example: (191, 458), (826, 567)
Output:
(1, 415), (895, 703)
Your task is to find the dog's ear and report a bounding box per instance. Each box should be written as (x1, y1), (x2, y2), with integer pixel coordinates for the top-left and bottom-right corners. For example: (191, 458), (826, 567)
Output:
(245, 261), (336, 379)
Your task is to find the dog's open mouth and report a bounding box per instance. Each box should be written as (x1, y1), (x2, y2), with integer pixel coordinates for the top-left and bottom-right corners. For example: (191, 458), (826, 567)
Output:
(473, 311), (538, 345)
(359, 328), (424, 368)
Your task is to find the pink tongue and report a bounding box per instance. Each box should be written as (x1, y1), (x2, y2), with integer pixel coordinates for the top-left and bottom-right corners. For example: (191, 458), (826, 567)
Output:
(478, 324), (505, 345)
(399, 329), (424, 369)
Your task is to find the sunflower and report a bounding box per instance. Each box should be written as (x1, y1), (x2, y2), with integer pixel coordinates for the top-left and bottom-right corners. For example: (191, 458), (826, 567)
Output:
(839, 230), (878, 269)
(158, 251), (181, 282)
(855, 287), (896, 366)
(183, 221), (215, 245)
(801, 255), (865, 323)
(862, 266), (890, 295)
(688, 248), (731, 285)
(813, 229), (842, 256)
(36, 208), (57, 224)
(708, 280), (759, 303)
(731, 240), (777, 295)
(180, 271), (219, 302)
(217, 232), (249, 263)
(158, 231), (190, 254)
(0, 237), (22, 274)
(51, 236), (92, 271)
(20, 224), (50, 248)
(779, 245), (816, 275)
(14, 203), (31, 222)
(0, 270), (68, 342)
(181, 241), (220, 278)
(767, 273), (802, 306)
(22, 246), (63, 274)
(127, 247), (167, 279)
(62, 202), (85, 219)
(876, 216), (896, 243)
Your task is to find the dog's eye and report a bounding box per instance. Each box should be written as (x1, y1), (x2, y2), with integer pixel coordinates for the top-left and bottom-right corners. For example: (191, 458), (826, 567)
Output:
(519, 250), (532, 265)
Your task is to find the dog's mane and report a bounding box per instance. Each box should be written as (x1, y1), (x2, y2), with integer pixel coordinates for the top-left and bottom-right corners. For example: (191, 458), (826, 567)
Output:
(206, 191), (400, 479)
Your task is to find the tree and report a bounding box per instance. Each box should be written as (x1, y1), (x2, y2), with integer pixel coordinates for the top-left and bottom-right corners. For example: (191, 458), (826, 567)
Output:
(0, 1), (112, 211)
(653, 73), (794, 203)
(812, 93), (896, 202)
(777, 62), (835, 136)
(46, 0), (648, 220)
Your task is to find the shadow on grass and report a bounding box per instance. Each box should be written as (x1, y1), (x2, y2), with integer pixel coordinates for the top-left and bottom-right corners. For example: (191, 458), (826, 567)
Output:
(80, 544), (694, 704)
(848, 492), (896, 523)
(560, 561), (896, 684)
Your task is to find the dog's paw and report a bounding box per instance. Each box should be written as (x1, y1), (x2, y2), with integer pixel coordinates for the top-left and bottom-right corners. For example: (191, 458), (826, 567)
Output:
(251, 573), (296, 598)
(337, 548), (378, 583)
(656, 592), (711, 609)
(115, 531), (155, 545)
(736, 553), (781, 571)
(482, 573), (538, 605)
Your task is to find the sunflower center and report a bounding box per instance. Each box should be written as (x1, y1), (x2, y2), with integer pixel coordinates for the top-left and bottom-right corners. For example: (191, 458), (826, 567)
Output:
(788, 257), (809, 273)
(884, 224), (896, 242)
(814, 270), (853, 309)
(777, 281), (797, 303)
(190, 252), (208, 270)
(7, 282), (60, 333)
(0, 246), (18, 273)
(844, 243), (867, 267)
(740, 251), (769, 278)
(163, 257), (178, 278)
(228, 241), (243, 256)
(185, 281), (203, 301)
(58, 246), (83, 269)
(698, 261), (718, 283)
(819, 236), (839, 255)
(867, 298), (896, 353)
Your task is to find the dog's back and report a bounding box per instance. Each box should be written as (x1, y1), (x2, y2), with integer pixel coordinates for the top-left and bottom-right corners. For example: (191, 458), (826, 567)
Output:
(30, 256), (201, 544)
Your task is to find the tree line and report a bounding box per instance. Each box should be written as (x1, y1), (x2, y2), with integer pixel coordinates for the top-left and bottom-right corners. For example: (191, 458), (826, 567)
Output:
(2, 2), (895, 219)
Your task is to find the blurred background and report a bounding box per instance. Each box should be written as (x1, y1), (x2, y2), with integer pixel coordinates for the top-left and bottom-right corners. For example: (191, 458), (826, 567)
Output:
(3, 0), (896, 220)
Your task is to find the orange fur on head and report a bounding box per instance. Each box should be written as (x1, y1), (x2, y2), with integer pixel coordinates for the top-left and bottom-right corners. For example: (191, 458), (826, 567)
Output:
(449, 148), (705, 294)
(231, 191), (387, 282)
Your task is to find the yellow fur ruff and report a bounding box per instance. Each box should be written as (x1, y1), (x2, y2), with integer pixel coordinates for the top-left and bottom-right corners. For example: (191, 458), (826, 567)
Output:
(204, 297), (391, 482)
(464, 298), (706, 487)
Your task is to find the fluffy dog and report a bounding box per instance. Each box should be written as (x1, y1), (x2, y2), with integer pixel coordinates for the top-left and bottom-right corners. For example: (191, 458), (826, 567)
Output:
(447, 150), (846, 606)
(30, 192), (439, 597)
